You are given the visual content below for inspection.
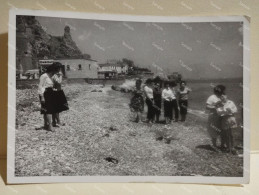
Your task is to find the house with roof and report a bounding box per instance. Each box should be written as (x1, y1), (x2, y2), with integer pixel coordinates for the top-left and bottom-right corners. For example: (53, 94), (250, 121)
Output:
(98, 60), (129, 79)
(38, 57), (99, 79)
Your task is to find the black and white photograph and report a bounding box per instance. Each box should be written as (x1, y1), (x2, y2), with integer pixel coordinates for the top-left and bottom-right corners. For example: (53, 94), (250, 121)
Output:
(7, 9), (250, 184)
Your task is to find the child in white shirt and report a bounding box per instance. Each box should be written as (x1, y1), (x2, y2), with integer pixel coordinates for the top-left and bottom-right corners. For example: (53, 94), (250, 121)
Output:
(217, 95), (238, 154)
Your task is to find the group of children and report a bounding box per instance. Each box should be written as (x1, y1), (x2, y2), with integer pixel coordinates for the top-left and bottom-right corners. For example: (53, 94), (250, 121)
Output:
(130, 78), (191, 124)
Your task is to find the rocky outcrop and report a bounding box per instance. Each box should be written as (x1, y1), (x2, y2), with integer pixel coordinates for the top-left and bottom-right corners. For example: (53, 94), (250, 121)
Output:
(16, 16), (90, 73)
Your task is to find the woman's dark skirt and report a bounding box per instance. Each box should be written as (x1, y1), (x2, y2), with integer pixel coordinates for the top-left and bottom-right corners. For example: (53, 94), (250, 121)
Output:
(164, 100), (173, 119)
(40, 88), (56, 114)
(40, 88), (69, 114)
(53, 90), (69, 113)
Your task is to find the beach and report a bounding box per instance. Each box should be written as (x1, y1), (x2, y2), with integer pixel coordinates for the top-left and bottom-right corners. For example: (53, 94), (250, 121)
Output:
(15, 79), (243, 176)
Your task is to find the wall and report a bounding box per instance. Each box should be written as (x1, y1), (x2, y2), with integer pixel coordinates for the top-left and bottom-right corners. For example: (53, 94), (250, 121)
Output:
(55, 59), (98, 78)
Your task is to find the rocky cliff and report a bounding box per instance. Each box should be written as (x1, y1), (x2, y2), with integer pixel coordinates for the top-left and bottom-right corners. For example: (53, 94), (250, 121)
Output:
(16, 16), (90, 72)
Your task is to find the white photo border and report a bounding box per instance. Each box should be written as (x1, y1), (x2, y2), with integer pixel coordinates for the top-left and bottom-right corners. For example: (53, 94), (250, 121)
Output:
(7, 8), (250, 184)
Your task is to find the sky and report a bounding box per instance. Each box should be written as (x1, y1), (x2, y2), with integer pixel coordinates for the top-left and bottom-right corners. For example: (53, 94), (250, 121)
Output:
(36, 16), (243, 79)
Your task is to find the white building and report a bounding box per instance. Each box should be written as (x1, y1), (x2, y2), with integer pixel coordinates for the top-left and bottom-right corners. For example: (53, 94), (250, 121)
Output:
(98, 61), (128, 75)
(38, 58), (99, 79)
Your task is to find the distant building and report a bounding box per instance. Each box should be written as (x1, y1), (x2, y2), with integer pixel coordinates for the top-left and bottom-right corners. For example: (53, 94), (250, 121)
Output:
(130, 66), (153, 76)
(55, 58), (98, 79)
(38, 58), (98, 79)
(97, 70), (117, 79)
(99, 60), (129, 75)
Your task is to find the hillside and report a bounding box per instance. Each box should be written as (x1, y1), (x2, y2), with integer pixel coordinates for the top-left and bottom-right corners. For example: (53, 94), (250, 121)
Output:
(16, 16), (90, 72)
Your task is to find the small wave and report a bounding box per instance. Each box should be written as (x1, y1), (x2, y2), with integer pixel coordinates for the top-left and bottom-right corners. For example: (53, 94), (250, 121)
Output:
(188, 109), (208, 118)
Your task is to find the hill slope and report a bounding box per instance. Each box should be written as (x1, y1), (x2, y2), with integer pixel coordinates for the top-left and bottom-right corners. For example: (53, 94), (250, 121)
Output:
(16, 16), (90, 72)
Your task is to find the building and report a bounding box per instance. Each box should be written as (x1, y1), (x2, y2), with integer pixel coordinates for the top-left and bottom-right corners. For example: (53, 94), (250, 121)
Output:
(55, 58), (98, 79)
(97, 70), (117, 79)
(98, 60), (129, 75)
(38, 58), (98, 79)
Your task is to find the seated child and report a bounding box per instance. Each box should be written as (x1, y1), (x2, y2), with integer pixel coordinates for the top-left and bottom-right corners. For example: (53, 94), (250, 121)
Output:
(216, 95), (238, 154)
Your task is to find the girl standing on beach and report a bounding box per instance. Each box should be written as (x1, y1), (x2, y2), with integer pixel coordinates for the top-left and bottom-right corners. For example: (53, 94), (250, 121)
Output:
(143, 79), (155, 123)
(38, 63), (60, 132)
(129, 79), (144, 123)
(52, 62), (69, 127)
(177, 81), (191, 122)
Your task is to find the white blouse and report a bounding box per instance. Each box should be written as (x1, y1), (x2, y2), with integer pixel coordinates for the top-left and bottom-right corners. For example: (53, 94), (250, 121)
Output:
(38, 73), (54, 95)
(162, 88), (176, 101)
(144, 85), (153, 99)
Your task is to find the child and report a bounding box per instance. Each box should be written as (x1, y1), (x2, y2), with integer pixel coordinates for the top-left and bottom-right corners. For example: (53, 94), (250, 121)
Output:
(129, 79), (144, 123)
(216, 95), (238, 154)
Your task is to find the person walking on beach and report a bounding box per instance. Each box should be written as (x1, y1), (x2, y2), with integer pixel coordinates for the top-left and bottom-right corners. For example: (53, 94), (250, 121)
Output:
(177, 81), (191, 122)
(38, 63), (60, 132)
(129, 79), (144, 123)
(162, 81), (174, 124)
(52, 62), (69, 127)
(143, 79), (155, 123)
(153, 82), (162, 123)
(206, 85), (226, 149)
